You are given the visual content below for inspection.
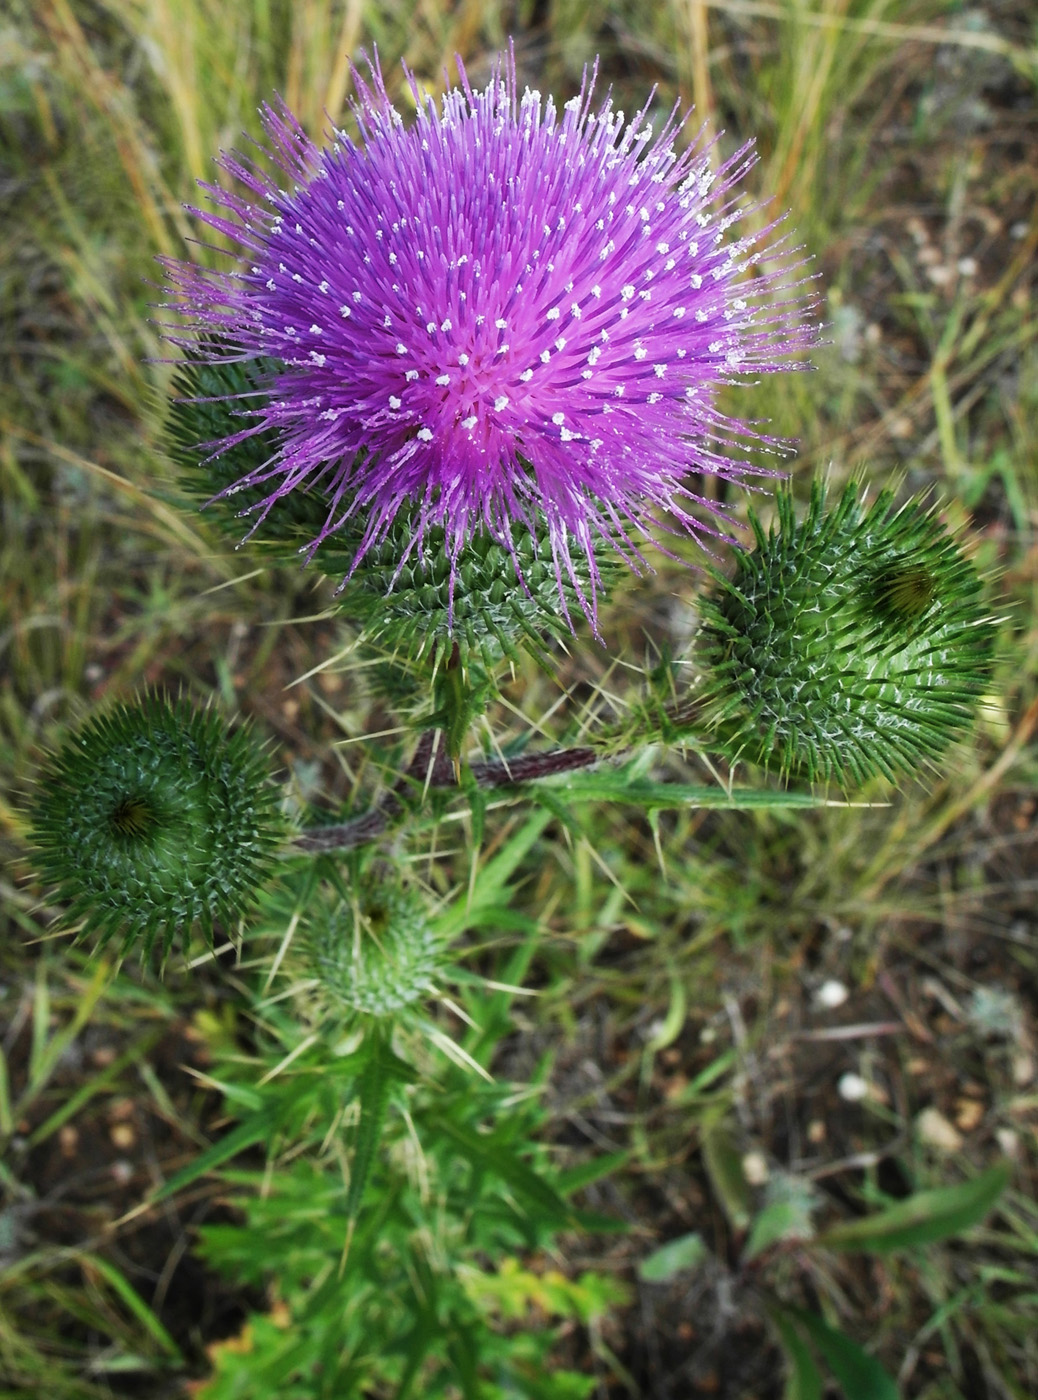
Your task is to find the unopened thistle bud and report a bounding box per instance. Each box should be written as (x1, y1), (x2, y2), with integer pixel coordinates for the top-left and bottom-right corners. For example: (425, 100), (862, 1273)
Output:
(28, 695), (284, 958)
(695, 481), (997, 786)
(308, 877), (445, 1019)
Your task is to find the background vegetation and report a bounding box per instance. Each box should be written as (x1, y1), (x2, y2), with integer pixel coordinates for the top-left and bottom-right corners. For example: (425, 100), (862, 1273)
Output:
(1, 0), (1036, 1396)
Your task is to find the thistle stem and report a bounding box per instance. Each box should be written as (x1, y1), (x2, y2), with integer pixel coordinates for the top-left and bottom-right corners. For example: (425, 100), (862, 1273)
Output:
(294, 738), (600, 854)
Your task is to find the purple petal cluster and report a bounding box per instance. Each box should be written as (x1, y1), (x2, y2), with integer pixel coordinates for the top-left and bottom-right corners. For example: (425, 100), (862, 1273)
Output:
(164, 51), (816, 618)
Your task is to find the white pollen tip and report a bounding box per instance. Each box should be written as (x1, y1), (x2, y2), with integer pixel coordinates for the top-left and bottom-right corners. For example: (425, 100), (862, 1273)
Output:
(551, 412), (565, 425)
(519, 368), (534, 382)
(493, 396), (509, 412)
(435, 374), (450, 386)
(396, 343), (407, 354)
(388, 396), (402, 409)
(461, 415), (478, 430)
(417, 427), (434, 442)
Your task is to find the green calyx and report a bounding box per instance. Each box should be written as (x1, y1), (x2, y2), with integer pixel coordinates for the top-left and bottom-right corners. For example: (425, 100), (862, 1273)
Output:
(29, 695), (284, 959)
(308, 877), (445, 1020)
(695, 480), (997, 786)
(166, 351), (614, 666)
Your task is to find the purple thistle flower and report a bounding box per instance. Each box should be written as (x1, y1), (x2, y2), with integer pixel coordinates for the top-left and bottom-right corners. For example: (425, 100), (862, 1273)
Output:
(163, 50), (816, 625)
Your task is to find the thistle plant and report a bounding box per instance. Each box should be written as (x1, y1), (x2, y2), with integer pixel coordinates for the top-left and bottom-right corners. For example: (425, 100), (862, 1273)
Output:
(20, 44), (1006, 1400)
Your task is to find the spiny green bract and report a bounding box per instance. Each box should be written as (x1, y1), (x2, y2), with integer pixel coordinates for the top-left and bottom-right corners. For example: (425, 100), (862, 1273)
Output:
(29, 695), (284, 960)
(307, 877), (445, 1019)
(695, 481), (997, 786)
(166, 352), (615, 667)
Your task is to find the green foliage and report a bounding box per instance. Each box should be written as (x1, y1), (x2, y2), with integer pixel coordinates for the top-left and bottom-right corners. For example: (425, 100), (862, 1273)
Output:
(784, 1308), (899, 1400)
(637, 1232), (708, 1283)
(696, 481), (998, 786)
(162, 997), (619, 1398)
(27, 694), (285, 959)
(817, 1164), (1011, 1254)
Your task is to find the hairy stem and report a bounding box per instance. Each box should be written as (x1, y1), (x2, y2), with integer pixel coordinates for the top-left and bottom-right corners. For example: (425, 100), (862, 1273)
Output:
(294, 737), (600, 854)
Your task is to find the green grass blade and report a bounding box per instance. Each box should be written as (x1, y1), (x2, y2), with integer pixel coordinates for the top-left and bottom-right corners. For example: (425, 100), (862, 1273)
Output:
(79, 1253), (183, 1363)
(24, 961), (110, 1102)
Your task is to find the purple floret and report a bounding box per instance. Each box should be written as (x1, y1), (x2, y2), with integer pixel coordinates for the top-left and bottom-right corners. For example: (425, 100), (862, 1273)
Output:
(163, 49), (816, 624)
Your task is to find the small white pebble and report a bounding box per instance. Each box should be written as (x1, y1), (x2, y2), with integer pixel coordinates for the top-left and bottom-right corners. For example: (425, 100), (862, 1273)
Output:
(742, 1150), (770, 1186)
(996, 1128), (1020, 1158)
(838, 1072), (869, 1103)
(915, 1107), (964, 1153)
(816, 980), (849, 1010)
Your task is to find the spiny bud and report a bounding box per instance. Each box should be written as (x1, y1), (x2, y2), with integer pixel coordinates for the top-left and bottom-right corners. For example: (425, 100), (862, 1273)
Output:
(307, 877), (445, 1019)
(28, 695), (284, 959)
(695, 481), (997, 786)
(166, 351), (613, 665)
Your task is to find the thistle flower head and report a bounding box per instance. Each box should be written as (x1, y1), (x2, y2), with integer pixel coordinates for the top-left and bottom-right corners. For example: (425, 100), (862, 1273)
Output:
(28, 695), (284, 959)
(163, 49), (815, 628)
(696, 481), (997, 786)
(167, 352), (618, 666)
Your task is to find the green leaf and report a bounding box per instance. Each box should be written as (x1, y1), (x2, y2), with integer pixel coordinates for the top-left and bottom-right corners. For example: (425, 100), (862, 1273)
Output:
(556, 1150), (630, 1196)
(433, 809), (552, 939)
(541, 772), (832, 810)
(767, 1305), (824, 1400)
(701, 1115), (752, 1230)
(817, 1164), (1010, 1254)
(791, 1309), (898, 1400)
(345, 1030), (406, 1221)
(152, 1107), (278, 1203)
(430, 1116), (573, 1227)
(644, 973), (687, 1053)
(638, 1233), (708, 1282)
(745, 1200), (813, 1260)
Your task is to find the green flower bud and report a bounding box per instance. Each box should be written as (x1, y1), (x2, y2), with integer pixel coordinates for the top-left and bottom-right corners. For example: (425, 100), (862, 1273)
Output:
(695, 481), (997, 786)
(166, 351), (614, 665)
(307, 877), (445, 1019)
(28, 695), (284, 959)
